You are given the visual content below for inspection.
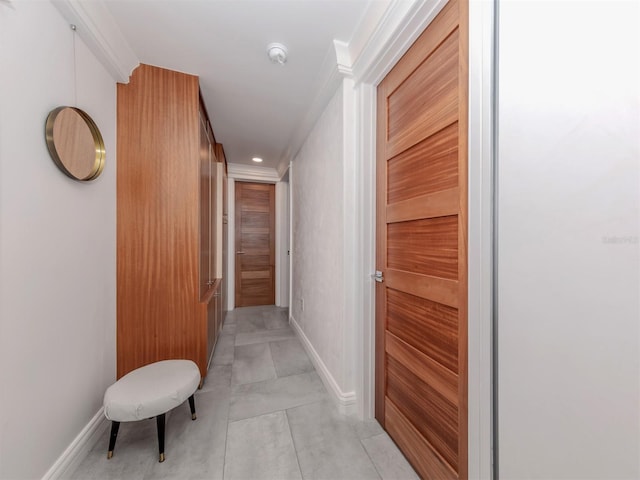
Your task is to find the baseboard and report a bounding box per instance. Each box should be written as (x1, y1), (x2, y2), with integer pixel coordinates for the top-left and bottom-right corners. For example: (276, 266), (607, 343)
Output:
(42, 407), (109, 480)
(289, 314), (357, 416)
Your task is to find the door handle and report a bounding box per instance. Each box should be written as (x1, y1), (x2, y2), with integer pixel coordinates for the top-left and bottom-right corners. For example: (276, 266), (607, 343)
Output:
(372, 270), (384, 283)
(236, 251), (245, 255)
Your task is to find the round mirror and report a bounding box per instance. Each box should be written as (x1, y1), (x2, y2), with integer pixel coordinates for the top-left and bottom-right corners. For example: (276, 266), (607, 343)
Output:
(45, 106), (105, 181)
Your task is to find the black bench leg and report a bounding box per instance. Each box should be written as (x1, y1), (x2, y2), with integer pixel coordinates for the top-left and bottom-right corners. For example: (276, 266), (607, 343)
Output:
(156, 414), (165, 462)
(188, 394), (196, 420)
(107, 421), (120, 459)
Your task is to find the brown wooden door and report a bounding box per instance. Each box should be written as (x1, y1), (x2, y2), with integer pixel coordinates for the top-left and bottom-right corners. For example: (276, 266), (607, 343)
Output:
(235, 182), (275, 307)
(375, 0), (468, 478)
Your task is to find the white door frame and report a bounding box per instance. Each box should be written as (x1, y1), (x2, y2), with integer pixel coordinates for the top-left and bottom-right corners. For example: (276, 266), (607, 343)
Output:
(226, 165), (290, 311)
(275, 177), (290, 308)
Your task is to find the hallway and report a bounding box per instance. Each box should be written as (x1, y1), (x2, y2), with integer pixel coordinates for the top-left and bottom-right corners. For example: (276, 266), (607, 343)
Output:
(70, 306), (418, 479)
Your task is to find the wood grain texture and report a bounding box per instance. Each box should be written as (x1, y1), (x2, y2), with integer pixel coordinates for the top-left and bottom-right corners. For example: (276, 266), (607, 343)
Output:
(375, 81), (388, 425)
(375, 0), (468, 477)
(387, 289), (458, 373)
(387, 215), (458, 280)
(385, 269), (459, 309)
(385, 398), (457, 479)
(235, 182), (275, 307)
(117, 64), (217, 380)
(387, 122), (458, 205)
(386, 332), (457, 405)
(386, 187), (459, 224)
(386, 29), (459, 159)
(382, 0), (459, 159)
(387, 355), (458, 470)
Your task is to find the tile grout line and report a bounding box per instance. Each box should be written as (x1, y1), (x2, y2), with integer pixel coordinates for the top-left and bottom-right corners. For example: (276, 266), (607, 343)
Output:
(228, 396), (328, 425)
(284, 408), (305, 480)
(266, 338), (278, 379)
(222, 408), (231, 480)
(359, 435), (385, 480)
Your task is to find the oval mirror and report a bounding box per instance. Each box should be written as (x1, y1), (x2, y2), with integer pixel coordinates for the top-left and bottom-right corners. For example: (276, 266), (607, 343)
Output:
(45, 106), (105, 181)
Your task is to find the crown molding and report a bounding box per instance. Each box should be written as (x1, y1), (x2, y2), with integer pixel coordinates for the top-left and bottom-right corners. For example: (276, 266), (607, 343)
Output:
(276, 42), (344, 171)
(276, 0), (448, 171)
(227, 163), (282, 183)
(351, 0), (448, 85)
(51, 0), (139, 83)
(334, 40), (354, 77)
(276, 34), (360, 172)
(276, 161), (290, 179)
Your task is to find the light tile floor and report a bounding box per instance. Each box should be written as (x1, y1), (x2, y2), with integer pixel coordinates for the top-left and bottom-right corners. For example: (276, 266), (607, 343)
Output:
(70, 306), (418, 480)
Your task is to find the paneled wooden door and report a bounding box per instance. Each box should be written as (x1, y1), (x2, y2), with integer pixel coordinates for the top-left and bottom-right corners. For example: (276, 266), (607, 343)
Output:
(235, 182), (275, 307)
(375, 0), (468, 478)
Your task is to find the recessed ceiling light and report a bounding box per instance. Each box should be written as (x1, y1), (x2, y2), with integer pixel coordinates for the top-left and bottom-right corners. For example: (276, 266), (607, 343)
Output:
(252, 157), (263, 163)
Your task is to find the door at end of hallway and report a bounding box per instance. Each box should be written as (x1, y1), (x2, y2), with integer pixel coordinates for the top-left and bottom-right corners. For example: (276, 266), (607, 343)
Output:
(235, 181), (275, 307)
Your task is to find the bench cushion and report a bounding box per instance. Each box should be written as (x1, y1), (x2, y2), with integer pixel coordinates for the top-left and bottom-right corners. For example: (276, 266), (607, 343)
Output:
(104, 360), (200, 422)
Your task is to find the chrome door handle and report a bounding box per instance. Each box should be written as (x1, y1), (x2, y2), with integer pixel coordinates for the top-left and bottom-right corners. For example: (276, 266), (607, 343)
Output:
(372, 270), (384, 283)
(236, 251), (245, 254)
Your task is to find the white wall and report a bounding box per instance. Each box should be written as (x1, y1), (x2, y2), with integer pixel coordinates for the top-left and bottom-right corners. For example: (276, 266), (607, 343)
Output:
(0, 2), (117, 478)
(291, 84), (355, 402)
(498, 1), (640, 478)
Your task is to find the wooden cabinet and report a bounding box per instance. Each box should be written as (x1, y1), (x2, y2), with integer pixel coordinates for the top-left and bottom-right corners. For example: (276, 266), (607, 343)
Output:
(200, 103), (220, 297)
(116, 64), (223, 380)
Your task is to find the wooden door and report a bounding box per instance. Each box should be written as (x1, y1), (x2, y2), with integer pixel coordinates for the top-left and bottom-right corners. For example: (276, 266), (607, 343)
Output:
(375, 0), (468, 478)
(235, 182), (275, 307)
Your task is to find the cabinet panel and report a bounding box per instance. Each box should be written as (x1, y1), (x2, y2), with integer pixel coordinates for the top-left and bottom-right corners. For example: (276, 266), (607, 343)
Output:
(209, 150), (218, 282)
(199, 112), (212, 299)
(117, 64), (218, 380)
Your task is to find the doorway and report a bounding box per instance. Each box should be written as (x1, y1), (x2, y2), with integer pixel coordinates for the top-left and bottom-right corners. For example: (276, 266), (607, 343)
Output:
(234, 181), (276, 307)
(374, 0), (468, 477)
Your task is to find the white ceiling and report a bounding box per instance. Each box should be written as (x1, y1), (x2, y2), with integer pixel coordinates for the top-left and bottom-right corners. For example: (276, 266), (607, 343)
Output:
(103, 0), (381, 172)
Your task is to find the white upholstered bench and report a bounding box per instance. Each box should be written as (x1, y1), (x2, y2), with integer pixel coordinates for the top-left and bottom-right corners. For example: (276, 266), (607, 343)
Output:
(103, 359), (201, 462)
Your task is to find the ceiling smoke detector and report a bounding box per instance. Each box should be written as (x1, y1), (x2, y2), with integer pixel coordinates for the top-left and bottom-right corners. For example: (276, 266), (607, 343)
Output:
(267, 43), (288, 65)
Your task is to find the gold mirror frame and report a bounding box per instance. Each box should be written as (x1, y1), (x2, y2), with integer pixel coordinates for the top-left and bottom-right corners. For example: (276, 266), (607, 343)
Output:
(45, 106), (106, 181)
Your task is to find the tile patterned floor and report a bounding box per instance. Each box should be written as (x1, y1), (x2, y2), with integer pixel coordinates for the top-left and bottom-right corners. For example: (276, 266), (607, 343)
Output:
(70, 306), (418, 480)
